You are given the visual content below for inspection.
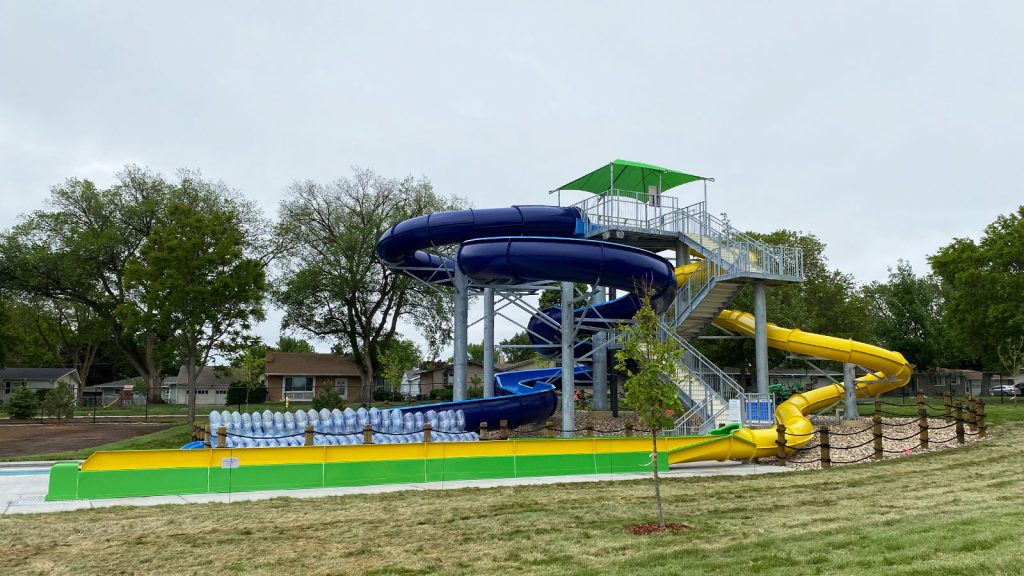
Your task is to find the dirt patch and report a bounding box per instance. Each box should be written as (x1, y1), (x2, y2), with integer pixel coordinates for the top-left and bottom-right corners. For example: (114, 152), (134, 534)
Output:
(0, 422), (170, 456)
(627, 522), (693, 536)
(511, 410), (644, 438)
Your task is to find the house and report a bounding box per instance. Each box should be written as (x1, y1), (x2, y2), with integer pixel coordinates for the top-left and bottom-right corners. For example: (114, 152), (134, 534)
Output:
(497, 358), (554, 373)
(161, 366), (240, 405)
(0, 368), (82, 406)
(82, 378), (144, 407)
(402, 361), (485, 399)
(264, 351), (363, 402)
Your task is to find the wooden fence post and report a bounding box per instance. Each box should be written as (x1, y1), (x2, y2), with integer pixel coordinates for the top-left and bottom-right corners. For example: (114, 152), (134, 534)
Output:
(918, 402), (929, 451)
(586, 424), (594, 438)
(955, 401), (965, 445)
(545, 419), (554, 438)
(203, 425), (211, 448)
(423, 422), (432, 443)
(873, 403), (883, 461)
(977, 399), (987, 439)
(625, 424), (633, 437)
(967, 395), (977, 432)
(819, 428), (831, 470)
(217, 425), (227, 448)
(304, 424), (314, 446)
(480, 421), (489, 440)
(500, 419), (509, 440)
(943, 392), (952, 423)
(775, 424), (787, 466)
(363, 424), (372, 444)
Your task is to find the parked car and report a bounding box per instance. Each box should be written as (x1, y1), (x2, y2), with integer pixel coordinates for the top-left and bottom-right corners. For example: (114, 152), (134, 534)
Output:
(1016, 382), (1024, 395)
(991, 383), (1018, 396)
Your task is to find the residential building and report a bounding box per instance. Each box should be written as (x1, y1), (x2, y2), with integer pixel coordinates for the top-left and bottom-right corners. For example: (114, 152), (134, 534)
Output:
(0, 368), (82, 406)
(263, 350), (363, 402)
(82, 378), (144, 407)
(161, 366), (240, 405)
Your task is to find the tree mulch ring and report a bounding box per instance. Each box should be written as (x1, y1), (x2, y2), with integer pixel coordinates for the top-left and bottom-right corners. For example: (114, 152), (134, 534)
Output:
(626, 522), (693, 536)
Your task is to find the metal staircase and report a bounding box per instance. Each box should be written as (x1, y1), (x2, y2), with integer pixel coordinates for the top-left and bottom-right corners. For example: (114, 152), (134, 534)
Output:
(569, 193), (803, 434)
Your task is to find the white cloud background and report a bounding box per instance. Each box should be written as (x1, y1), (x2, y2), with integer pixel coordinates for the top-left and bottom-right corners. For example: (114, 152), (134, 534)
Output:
(2, 1), (1022, 355)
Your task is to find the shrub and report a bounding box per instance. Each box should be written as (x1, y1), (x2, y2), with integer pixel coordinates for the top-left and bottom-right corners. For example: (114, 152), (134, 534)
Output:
(428, 387), (453, 402)
(5, 387), (39, 419)
(467, 386), (483, 399)
(42, 382), (76, 422)
(373, 389), (403, 402)
(312, 387), (344, 411)
(225, 382), (268, 405)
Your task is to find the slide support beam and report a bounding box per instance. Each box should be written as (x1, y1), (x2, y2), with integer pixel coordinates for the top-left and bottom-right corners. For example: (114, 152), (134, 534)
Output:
(843, 363), (858, 420)
(483, 287), (495, 398)
(590, 288), (608, 410)
(561, 281), (575, 437)
(754, 281), (769, 395)
(453, 267), (469, 401)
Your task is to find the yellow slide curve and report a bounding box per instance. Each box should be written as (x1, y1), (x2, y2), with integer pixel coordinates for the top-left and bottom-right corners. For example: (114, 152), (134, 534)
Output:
(665, 310), (913, 464)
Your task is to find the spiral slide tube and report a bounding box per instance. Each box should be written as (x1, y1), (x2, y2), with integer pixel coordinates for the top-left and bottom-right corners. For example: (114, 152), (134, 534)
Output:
(376, 206), (677, 431)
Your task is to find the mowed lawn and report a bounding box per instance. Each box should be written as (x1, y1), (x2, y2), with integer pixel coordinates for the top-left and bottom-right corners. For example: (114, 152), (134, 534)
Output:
(2, 425), (1023, 575)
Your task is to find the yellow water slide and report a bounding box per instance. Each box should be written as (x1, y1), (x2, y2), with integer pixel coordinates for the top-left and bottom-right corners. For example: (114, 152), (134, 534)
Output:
(665, 309), (913, 464)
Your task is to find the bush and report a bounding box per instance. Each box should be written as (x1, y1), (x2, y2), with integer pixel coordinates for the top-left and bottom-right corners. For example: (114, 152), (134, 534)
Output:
(468, 386), (483, 399)
(373, 389), (403, 402)
(312, 387), (344, 411)
(428, 387), (453, 402)
(42, 382), (76, 422)
(225, 382), (268, 405)
(5, 387), (39, 419)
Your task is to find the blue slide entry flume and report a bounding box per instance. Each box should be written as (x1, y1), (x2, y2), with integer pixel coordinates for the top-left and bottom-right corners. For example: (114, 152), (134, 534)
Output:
(375, 205), (680, 430)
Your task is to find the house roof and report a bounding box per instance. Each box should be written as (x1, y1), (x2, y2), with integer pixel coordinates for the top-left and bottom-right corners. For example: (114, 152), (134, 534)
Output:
(0, 367), (79, 382)
(415, 361), (483, 376)
(86, 378), (142, 391)
(164, 366), (241, 389)
(497, 358), (551, 372)
(264, 351), (362, 376)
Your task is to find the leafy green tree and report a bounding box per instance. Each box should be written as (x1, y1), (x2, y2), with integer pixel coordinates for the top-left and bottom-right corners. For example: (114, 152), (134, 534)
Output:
(275, 336), (315, 353)
(930, 206), (1024, 382)
(498, 331), (538, 364)
(0, 167), (272, 403)
(42, 381), (76, 422)
(379, 337), (422, 392)
(615, 293), (683, 530)
(862, 261), (947, 370)
(4, 386), (39, 419)
(274, 168), (467, 402)
(538, 283), (591, 309)
(998, 337), (1024, 380)
(312, 387), (344, 411)
(466, 342), (485, 364)
(122, 183), (267, 423)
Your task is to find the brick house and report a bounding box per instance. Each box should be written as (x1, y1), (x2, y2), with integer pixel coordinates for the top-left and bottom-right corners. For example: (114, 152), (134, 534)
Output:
(264, 351), (364, 402)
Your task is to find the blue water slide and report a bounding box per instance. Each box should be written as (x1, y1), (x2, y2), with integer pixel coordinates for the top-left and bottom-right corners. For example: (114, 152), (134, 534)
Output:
(376, 205), (678, 430)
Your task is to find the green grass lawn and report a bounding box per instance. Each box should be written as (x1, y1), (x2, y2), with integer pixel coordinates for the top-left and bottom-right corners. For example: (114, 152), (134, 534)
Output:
(2, 423), (1023, 575)
(0, 424), (194, 463)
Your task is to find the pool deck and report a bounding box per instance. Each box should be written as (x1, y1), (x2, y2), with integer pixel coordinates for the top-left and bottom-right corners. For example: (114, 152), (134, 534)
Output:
(0, 459), (788, 515)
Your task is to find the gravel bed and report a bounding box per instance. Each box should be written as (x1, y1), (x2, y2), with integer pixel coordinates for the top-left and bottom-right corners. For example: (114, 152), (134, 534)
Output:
(762, 416), (982, 470)
(507, 411), (643, 439)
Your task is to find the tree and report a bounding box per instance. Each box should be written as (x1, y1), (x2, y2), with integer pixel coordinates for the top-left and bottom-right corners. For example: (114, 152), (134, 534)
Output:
(615, 293), (683, 530)
(122, 181), (268, 423)
(499, 331), (538, 364)
(538, 283), (591, 309)
(998, 337), (1024, 380)
(275, 336), (314, 353)
(226, 339), (269, 407)
(862, 261), (947, 371)
(379, 337), (422, 393)
(930, 206), (1024, 380)
(4, 386), (39, 419)
(274, 168), (467, 402)
(42, 381), (76, 422)
(0, 167), (273, 403)
(466, 342), (485, 364)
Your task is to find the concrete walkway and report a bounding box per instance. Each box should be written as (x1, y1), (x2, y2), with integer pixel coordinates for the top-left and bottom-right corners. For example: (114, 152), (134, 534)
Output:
(0, 460), (789, 515)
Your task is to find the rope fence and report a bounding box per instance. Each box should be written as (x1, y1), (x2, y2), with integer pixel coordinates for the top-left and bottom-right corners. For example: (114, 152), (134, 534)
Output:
(769, 392), (987, 469)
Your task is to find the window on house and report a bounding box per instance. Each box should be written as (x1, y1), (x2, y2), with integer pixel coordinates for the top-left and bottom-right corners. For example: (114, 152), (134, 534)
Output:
(215, 389), (227, 395)
(285, 376), (313, 392)
(196, 389), (209, 395)
(335, 378), (348, 400)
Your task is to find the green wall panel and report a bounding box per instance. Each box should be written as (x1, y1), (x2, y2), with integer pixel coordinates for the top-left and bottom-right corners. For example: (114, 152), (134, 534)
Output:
(46, 462), (80, 501)
(324, 460), (426, 487)
(76, 468), (210, 499)
(210, 463), (324, 493)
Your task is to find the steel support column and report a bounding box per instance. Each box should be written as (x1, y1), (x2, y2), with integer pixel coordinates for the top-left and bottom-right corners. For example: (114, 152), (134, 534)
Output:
(561, 281), (575, 437)
(843, 363), (858, 420)
(753, 281), (769, 395)
(453, 268), (469, 401)
(590, 288), (608, 410)
(482, 287), (495, 398)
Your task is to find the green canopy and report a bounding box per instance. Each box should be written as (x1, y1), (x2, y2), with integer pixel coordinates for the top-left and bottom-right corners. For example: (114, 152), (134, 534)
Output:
(556, 159), (708, 202)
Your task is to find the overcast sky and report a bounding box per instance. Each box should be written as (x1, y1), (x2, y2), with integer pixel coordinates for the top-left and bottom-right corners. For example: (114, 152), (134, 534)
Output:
(2, 2), (1022, 356)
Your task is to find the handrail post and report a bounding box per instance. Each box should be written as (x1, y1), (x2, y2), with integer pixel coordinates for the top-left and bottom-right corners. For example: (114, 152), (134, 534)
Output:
(216, 425), (227, 448)
(304, 424), (314, 446)
(423, 422), (432, 443)
(203, 425), (211, 449)
(363, 424), (372, 444)
(967, 395), (977, 432)
(500, 419), (509, 440)
(775, 423), (787, 466)
(977, 399), (987, 439)
(918, 402), (929, 451)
